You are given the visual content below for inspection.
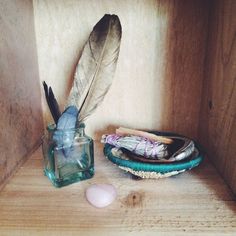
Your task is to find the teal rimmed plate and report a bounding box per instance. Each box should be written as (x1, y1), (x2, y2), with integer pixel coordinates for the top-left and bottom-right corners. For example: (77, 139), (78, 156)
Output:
(103, 131), (204, 179)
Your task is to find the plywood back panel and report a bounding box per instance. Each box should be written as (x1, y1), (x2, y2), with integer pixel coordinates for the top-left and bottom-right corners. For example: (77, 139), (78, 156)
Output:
(34, 0), (209, 140)
(160, 0), (210, 139)
(199, 0), (236, 194)
(0, 0), (44, 189)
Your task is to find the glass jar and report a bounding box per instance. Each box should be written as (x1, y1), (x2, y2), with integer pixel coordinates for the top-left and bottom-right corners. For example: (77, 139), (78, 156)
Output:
(42, 123), (94, 187)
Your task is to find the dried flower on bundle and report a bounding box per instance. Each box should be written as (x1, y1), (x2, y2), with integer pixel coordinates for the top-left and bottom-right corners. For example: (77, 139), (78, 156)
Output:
(101, 134), (169, 160)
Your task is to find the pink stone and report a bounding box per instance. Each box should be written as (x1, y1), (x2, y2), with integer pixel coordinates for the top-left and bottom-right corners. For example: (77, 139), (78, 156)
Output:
(86, 184), (117, 208)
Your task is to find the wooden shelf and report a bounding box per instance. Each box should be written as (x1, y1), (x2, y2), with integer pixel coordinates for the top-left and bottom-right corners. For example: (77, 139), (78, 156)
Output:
(0, 142), (235, 235)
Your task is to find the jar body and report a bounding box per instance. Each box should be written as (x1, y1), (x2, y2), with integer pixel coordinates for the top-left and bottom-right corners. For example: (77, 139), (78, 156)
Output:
(42, 124), (94, 187)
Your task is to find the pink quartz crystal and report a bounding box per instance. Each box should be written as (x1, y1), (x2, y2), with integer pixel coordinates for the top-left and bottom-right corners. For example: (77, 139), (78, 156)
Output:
(86, 184), (117, 208)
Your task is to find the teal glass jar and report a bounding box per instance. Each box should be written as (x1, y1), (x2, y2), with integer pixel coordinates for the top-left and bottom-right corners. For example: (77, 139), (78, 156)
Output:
(42, 123), (94, 187)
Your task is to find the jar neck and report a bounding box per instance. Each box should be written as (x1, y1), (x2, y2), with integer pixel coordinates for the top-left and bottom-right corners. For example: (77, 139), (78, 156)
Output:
(46, 123), (86, 135)
(77, 122), (85, 137)
(78, 127), (85, 137)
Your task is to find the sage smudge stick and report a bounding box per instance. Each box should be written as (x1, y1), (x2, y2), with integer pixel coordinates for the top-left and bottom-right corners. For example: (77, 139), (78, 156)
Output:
(101, 134), (169, 159)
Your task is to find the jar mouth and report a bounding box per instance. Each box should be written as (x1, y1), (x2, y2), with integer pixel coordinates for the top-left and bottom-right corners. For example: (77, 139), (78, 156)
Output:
(47, 123), (85, 132)
(47, 124), (56, 131)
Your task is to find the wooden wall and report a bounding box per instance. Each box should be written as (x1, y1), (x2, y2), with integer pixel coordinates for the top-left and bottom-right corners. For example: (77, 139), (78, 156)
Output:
(199, 0), (236, 194)
(0, 0), (44, 189)
(33, 0), (209, 140)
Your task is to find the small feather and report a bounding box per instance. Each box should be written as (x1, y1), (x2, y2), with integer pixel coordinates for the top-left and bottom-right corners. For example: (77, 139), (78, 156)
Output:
(48, 87), (61, 124)
(43, 81), (49, 99)
(43, 81), (61, 124)
(53, 106), (79, 157)
(56, 106), (78, 130)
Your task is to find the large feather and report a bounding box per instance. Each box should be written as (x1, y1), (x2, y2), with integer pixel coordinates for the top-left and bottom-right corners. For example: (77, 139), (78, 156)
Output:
(68, 14), (122, 122)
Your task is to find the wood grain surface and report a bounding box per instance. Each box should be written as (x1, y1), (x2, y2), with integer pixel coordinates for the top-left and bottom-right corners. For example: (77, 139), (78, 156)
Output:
(0, 0), (44, 190)
(33, 0), (209, 140)
(0, 144), (235, 235)
(199, 0), (236, 194)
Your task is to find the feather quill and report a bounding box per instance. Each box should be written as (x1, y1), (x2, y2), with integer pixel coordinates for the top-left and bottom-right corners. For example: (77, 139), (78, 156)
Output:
(43, 81), (61, 124)
(68, 14), (122, 122)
